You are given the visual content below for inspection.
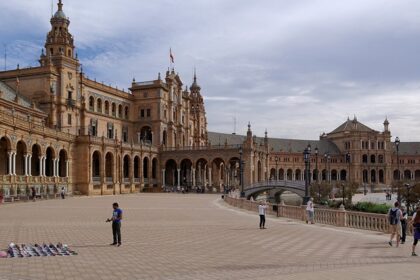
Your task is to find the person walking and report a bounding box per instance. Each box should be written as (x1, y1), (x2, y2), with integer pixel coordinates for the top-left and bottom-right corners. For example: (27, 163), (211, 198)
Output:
(31, 187), (36, 202)
(107, 202), (123, 246)
(258, 201), (268, 229)
(60, 186), (66, 199)
(411, 208), (420, 256)
(400, 206), (408, 244)
(306, 198), (315, 224)
(388, 201), (403, 247)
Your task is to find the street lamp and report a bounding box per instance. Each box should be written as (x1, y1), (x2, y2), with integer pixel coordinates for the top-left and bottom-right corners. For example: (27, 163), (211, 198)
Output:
(395, 137), (400, 202)
(404, 183), (411, 214)
(324, 153), (330, 183)
(315, 147), (320, 201)
(341, 183), (345, 206)
(239, 146), (245, 198)
(303, 144), (311, 205)
(275, 156), (279, 180)
(315, 147), (319, 183)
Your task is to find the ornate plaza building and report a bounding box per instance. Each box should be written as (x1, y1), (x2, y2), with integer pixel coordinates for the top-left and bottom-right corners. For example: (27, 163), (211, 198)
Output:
(0, 1), (418, 197)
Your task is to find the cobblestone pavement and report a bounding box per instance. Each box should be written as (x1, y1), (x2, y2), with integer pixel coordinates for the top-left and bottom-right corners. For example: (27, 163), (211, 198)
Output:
(0, 194), (418, 280)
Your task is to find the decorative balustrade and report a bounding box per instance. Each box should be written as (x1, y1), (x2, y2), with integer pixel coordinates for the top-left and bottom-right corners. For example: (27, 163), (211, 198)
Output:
(224, 196), (413, 235)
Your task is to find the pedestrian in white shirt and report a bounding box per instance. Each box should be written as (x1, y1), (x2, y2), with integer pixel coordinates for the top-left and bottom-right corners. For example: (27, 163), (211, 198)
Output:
(258, 201), (268, 229)
(306, 198), (315, 224)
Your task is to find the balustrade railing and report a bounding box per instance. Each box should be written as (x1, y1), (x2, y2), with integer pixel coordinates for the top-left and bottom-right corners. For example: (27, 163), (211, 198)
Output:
(224, 196), (413, 235)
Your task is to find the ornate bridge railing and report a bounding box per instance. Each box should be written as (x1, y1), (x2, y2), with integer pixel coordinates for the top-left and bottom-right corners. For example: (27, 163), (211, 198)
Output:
(244, 180), (306, 198)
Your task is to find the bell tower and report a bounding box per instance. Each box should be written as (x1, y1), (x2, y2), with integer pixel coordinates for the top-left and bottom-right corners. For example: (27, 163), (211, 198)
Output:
(39, 0), (80, 133)
(40, 0), (76, 65)
(189, 70), (208, 146)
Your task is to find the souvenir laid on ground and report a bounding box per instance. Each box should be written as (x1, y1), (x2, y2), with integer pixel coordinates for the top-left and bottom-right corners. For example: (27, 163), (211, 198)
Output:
(6, 243), (77, 258)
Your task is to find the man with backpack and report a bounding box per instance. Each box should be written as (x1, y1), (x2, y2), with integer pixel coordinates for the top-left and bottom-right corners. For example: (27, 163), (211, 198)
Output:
(388, 201), (403, 247)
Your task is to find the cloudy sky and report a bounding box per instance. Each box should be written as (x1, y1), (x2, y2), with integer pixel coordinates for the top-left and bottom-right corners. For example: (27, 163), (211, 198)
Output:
(1, 0), (420, 141)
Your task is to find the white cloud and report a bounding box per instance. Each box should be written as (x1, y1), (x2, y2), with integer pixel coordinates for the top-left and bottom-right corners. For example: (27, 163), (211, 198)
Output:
(2, 0), (420, 141)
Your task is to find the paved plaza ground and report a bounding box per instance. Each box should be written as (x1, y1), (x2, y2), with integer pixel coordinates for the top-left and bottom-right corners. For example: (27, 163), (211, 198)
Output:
(0, 194), (418, 280)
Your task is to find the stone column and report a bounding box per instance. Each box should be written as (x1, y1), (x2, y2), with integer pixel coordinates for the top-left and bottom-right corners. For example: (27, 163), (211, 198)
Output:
(162, 169), (166, 188)
(28, 155), (32, 176)
(11, 152), (16, 175)
(53, 159), (56, 177)
(56, 158), (60, 177)
(39, 156), (43, 177)
(208, 168), (212, 188)
(192, 168), (196, 187)
(42, 157), (46, 176)
(24, 154), (28, 176)
(177, 168), (181, 188)
(7, 152), (13, 175)
(66, 160), (69, 177)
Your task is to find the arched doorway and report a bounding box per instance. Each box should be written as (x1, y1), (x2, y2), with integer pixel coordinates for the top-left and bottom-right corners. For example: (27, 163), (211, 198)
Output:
(196, 158), (208, 190)
(105, 152), (114, 183)
(340, 169), (347, 181)
(59, 149), (67, 177)
(211, 158), (225, 191)
(143, 157), (149, 180)
(279, 168), (284, 180)
(165, 159), (177, 188)
(228, 157), (240, 188)
(180, 159), (193, 190)
(379, 169), (384, 183)
(45, 147), (55, 177)
(16, 141), (27, 175)
(123, 155), (130, 181)
(0, 137), (10, 175)
(404, 169), (412, 180)
(287, 169), (293, 180)
(331, 169), (338, 181)
(152, 158), (158, 180)
(270, 168), (276, 180)
(363, 169), (368, 183)
(134, 156), (140, 179)
(371, 170), (376, 183)
(295, 169), (301, 181)
(92, 151), (101, 178)
(32, 144), (41, 176)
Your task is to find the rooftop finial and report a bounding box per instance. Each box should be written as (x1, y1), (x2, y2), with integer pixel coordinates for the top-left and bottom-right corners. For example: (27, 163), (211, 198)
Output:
(194, 67), (197, 82)
(58, 0), (63, 11)
(248, 122), (251, 131)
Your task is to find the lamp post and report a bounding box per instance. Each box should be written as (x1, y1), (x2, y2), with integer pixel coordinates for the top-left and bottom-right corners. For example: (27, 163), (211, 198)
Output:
(327, 154), (331, 183)
(239, 146), (245, 198)
(275, 156), (279, 180)
(315, 147), (319, 183)
(395, 137), (400, 202)
(315, 147), (320, 201)
(341, 183), (345, 205)
(404, 183), (411, 214)
(303, 144), (311, 205)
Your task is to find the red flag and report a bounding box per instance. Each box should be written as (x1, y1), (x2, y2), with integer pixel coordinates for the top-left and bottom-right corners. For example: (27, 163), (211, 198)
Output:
(170, 48), (174, 63)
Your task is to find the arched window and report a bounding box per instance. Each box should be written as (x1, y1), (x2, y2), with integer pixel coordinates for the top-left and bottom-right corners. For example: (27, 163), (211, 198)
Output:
(89, 96), (94, 111)
(370, 155), (376, 163)
(112, 103), (116, 117)
(362, 154), (368, 163)
(105, 101), (109, 115)
(118, 105), (122, 118)
(97, 99), (102, 113)
(125, 106), (129, 119)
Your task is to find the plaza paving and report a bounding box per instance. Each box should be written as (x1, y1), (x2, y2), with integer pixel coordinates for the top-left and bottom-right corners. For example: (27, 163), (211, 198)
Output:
(0, 194), (418, 280)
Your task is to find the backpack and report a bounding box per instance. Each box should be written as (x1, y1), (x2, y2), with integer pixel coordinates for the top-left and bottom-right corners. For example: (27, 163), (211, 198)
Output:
(389, 209), (398, 225)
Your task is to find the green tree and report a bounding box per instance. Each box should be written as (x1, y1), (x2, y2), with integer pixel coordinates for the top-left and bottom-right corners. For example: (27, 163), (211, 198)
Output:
(310, 181), (333, 203)
(399, 181), (420, 214)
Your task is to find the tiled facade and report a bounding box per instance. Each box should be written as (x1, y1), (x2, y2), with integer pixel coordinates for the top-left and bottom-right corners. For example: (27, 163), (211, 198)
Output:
(0, 1), (418, 197)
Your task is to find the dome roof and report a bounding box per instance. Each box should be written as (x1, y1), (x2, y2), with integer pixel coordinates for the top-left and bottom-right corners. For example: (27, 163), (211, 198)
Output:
(54, 10), (66, 19)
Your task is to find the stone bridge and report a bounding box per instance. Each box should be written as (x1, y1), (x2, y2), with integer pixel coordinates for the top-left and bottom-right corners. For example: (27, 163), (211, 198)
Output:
(244, 180), (306, 199)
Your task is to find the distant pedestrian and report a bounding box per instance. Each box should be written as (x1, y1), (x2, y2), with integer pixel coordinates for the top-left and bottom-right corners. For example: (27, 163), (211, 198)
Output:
(411, 208), (420, 256)
(388, 201), (403, 247)
(60, 186), (65, 199)
(106, 202), (123, 246)
(400, 206), (408, 244)
(306, 198), (315, 224)
(258, 201), (268, 229)
(31, 187), (36, 202)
